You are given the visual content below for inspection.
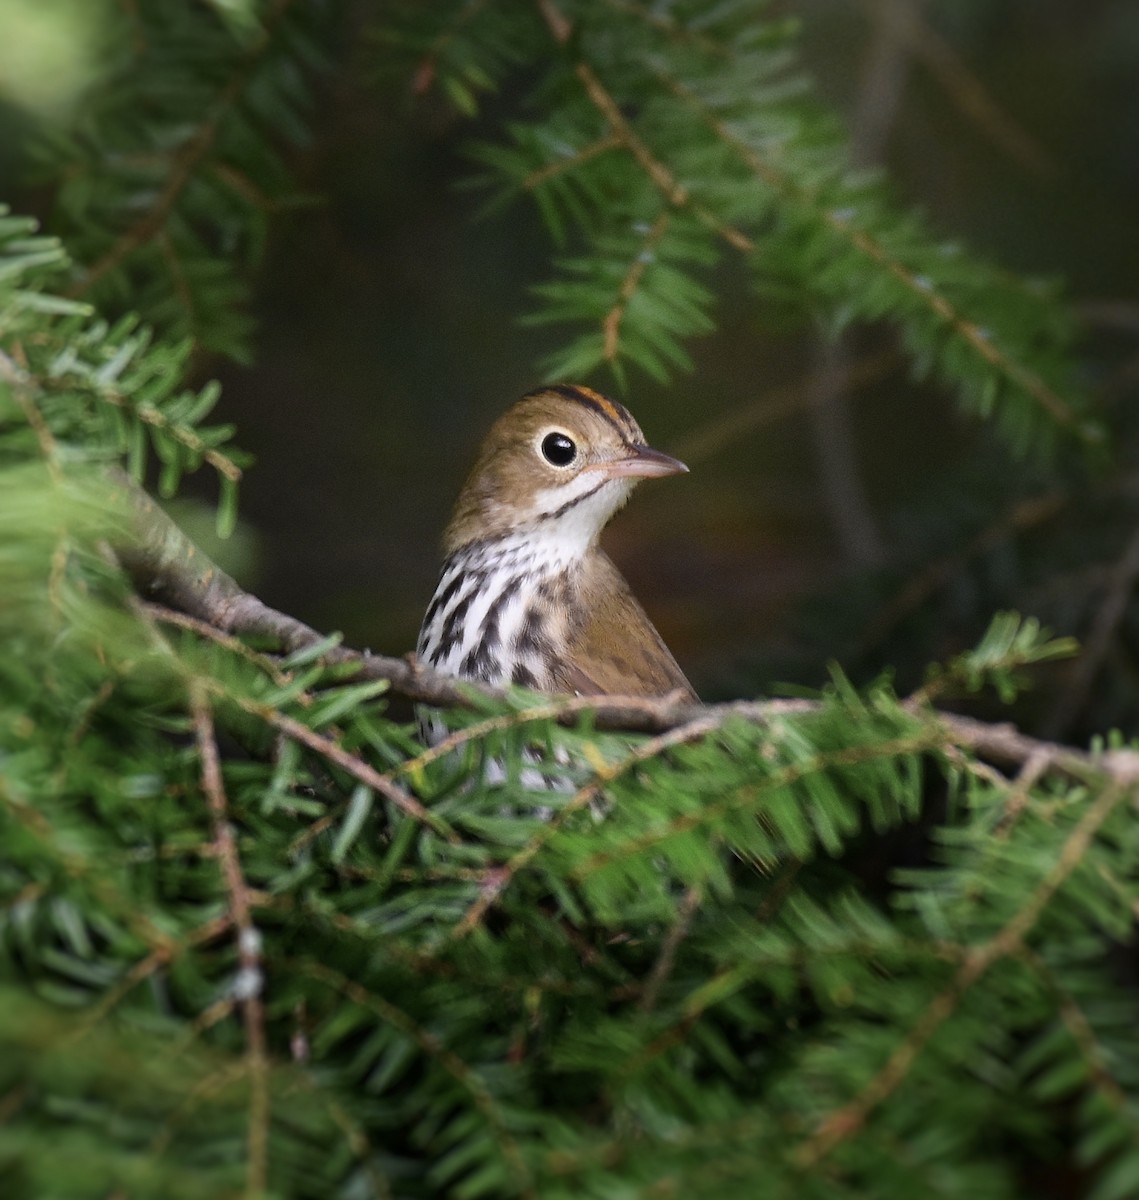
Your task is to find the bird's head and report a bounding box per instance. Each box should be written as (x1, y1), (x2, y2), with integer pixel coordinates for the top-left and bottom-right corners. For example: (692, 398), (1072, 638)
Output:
(443, 385), (688, 556)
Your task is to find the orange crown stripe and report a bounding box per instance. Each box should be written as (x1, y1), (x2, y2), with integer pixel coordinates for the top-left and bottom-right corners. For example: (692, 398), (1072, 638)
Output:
(571, 386), (623, 426)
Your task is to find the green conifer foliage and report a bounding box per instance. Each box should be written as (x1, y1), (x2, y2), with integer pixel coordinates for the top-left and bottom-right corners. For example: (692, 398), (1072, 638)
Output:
(3, 4), (1139, 1198)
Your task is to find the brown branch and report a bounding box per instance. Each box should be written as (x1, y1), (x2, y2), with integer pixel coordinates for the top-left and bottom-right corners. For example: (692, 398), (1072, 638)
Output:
(993, 749), (1052, 839)
(450, 710), (728, 939)
(242, 701), (459, 843)
(671, 348), (898, 464)
(521, 133), (622, 190)
(69, 0), (295, 299)
(639, 884), (703, 1013)
(855, 489), (1069, 657)
(867, 0), (1056, 178)
(795, 773), (1136, 1168)
(190, 685), (269, 1197)
(106, 467), (1139, 789)
(1043, 517), (1139, 738)
(661, 73), (1081, 433)
(603, 210), (671, 361)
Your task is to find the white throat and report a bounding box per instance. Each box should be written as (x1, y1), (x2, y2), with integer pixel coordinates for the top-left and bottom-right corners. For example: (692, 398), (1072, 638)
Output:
(528, 475), (633, 560)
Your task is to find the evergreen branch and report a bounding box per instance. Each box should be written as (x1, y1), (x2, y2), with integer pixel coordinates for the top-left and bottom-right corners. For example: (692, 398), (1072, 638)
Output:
(615, 933), (970, 1091)
(638, 884), (703, 1013)
(412, 0), (498, 96)
(603, 209), (672, 362)
(69, 0), (297, 300)
(1019, 947), (1139, 1131)
(295, 958), (535, 1196)
(74, 916), (236, 1040)
(189, 685), (269, 1198)
(602, 0), (735, 60)
(449, 710), (728, 940)
(569, 58), (754, 254)
(796, 773), (1138, 1169)
(521, 133), (622, 189)
(0, 773), (179, 955)
(1, 213), (246, 496)
(237, 699), (458, 842)
(95, 384), (243, 484)
(661, 72), (1081, 433)
(569, 731), (941, 884)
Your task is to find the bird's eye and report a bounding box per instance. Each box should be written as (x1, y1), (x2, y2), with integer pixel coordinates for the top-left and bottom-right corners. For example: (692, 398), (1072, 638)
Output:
(541, 431), (577, 467)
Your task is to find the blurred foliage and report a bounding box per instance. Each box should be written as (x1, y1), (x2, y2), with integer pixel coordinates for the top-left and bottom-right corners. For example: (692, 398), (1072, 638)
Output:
(3, 1), (1139, 1197)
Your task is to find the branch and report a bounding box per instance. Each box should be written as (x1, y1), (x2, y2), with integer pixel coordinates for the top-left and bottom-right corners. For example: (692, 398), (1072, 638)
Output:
(795, 772), (1137, 1168)
(659, 72), (1082, 434)
(867, 0), (1056, 178)
(800, 0), (915, 569)
(1043, 516), (1139, 738)
(69, 0), (296, 299)
(603, 209), (672, 362)
(107, 469), (1139, 793)
(190, 685), (269, 1196)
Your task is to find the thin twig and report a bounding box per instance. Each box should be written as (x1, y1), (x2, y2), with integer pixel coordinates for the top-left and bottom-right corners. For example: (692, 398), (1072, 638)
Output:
(994, 749), (1052, 839)
(450, 711), (728, 939)
(672, 349), (897, 464)
(866, 0), (1056, 178)
(190, 685), (269, 1198)
(795, 774), (1136, 1168)
(144, 602), (294, 688)
(70, 0), (295, 300)
(640, 884), (703, 1013)
(521, 133), (622, 189)
(241, 700), (458, 842)
(604, 210), (672, 362)
(661, 72), (1081, 433)
(1043, 517), (1139, 738)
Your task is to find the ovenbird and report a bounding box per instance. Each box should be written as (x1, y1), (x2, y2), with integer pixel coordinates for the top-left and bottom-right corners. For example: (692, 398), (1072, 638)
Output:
(417, 385), (696, 709)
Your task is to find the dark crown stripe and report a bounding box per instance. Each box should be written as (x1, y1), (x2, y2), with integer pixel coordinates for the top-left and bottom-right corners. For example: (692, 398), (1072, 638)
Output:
(542, 384), (635, 439)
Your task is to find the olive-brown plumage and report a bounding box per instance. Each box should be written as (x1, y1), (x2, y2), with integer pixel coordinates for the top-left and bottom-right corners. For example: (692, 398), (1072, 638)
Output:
(417, 385), (695, 706)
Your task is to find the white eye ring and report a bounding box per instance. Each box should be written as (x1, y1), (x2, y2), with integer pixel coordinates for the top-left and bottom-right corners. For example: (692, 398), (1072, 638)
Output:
(539, 430), (577, 467)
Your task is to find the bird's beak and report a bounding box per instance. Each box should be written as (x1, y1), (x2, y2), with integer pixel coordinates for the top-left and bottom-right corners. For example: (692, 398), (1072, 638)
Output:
(589, 444), (689, 479)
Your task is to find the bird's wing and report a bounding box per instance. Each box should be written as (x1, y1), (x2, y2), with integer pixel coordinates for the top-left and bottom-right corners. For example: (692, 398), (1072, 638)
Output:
(550, 552), (697, 701)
